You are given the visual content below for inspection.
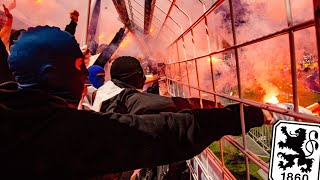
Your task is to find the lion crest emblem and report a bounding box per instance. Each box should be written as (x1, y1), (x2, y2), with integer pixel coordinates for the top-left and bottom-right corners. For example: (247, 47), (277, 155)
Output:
(277, 126), (319, 173)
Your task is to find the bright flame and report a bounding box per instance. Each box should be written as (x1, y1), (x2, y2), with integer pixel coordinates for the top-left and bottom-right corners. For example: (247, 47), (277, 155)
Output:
(207, 57), (218, 63)
(98, 34), (104, 41)
(149, 27), (154, 33)
(119, 38), (129, 48)
(35, 0), (42, 4)
(264, 95), (279, 104)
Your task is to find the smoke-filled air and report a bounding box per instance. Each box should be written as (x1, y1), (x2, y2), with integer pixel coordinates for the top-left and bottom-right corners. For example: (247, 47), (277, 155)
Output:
(1, 0), (319, 107)
(160, 0), (318, 107)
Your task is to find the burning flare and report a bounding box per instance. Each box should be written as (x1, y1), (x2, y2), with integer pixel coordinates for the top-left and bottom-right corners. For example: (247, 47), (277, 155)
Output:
(98, 34), (104, 41)
(207, 57), (218, 63)
(35, 0), (42, 4)
(119, 38), (129, 48)
(264, 95), (279, 104)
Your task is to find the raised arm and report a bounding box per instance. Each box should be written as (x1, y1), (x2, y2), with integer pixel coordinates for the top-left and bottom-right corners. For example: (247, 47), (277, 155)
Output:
(65, 10), (79, 36)
(47, 105), (264, 175)
(7, 0), (16, 11)
(94, 28), (126, 68)
(0, 4), (13, 52)
(112, 92), (221, 115)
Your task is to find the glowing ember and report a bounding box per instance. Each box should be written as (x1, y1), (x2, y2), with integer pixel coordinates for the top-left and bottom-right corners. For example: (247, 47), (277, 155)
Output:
(207, 57), (218, 63)
(35, 0), (42, 4)
(119, 38), (129, 48)
(265, 95), (279, 104)
(98, 34), (104, 41)
(149, 28), (154, 33)
(306, 102), (320, 116)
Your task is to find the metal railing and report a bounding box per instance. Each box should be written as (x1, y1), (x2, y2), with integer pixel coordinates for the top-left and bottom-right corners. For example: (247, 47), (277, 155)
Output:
(163, 0), (320, 179)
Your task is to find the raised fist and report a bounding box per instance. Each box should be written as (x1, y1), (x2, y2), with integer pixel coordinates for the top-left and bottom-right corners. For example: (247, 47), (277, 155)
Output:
(69, 10), (79, 23)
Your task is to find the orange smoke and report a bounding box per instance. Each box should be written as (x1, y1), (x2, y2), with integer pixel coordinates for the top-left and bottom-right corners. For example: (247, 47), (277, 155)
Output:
(119, 38), (129, 48)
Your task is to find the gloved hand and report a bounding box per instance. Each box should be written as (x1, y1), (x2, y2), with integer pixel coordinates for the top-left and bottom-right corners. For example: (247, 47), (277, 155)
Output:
(193, 104), (264, 142)
(263, 103), (313, 124)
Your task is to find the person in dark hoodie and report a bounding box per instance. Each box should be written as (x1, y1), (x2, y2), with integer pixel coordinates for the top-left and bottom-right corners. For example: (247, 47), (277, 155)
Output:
(92, 56), (221, 114)
(91, 56), (227, 179)
(0, 26), (266, 179)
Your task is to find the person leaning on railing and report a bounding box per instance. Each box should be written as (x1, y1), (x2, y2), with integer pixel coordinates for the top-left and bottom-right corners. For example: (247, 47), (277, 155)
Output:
(90, 56), (226, 179)
(0, 26), (278, 179)
(263, 102), (316, 124)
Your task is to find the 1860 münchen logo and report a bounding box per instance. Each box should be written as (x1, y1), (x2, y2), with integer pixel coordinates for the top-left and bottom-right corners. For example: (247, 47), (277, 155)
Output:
(269, 120), (320, 180)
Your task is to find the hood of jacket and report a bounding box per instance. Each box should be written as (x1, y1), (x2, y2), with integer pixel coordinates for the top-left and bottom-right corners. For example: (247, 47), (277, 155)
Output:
(0, 81), (72, 152)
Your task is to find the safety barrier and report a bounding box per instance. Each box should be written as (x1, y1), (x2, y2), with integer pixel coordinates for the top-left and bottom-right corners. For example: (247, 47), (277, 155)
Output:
(160, 0), (320, 179)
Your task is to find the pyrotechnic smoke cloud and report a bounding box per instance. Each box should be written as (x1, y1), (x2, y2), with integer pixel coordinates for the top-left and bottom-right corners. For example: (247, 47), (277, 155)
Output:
(162, 0), (317, 105)
(2, 0), (318, 105)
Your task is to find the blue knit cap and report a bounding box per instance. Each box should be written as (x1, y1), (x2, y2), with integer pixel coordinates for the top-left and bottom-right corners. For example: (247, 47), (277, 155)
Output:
(8, 26), (83, 88)
(88, 65), (105, 89)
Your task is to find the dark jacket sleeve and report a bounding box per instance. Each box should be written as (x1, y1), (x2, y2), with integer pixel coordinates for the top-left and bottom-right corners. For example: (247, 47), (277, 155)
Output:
(65, 20), (77, 36)
(123, 92), (219, 115)
(172, 97), (220, 109)
(94, 28), (126, 68)
(45, 105), (263, 176)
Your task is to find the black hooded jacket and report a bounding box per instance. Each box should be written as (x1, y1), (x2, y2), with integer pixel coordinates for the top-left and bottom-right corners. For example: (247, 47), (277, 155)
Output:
(101, 79), (219, 115)
(0, 81), (264, 179)
(65, 20), (77, 36)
